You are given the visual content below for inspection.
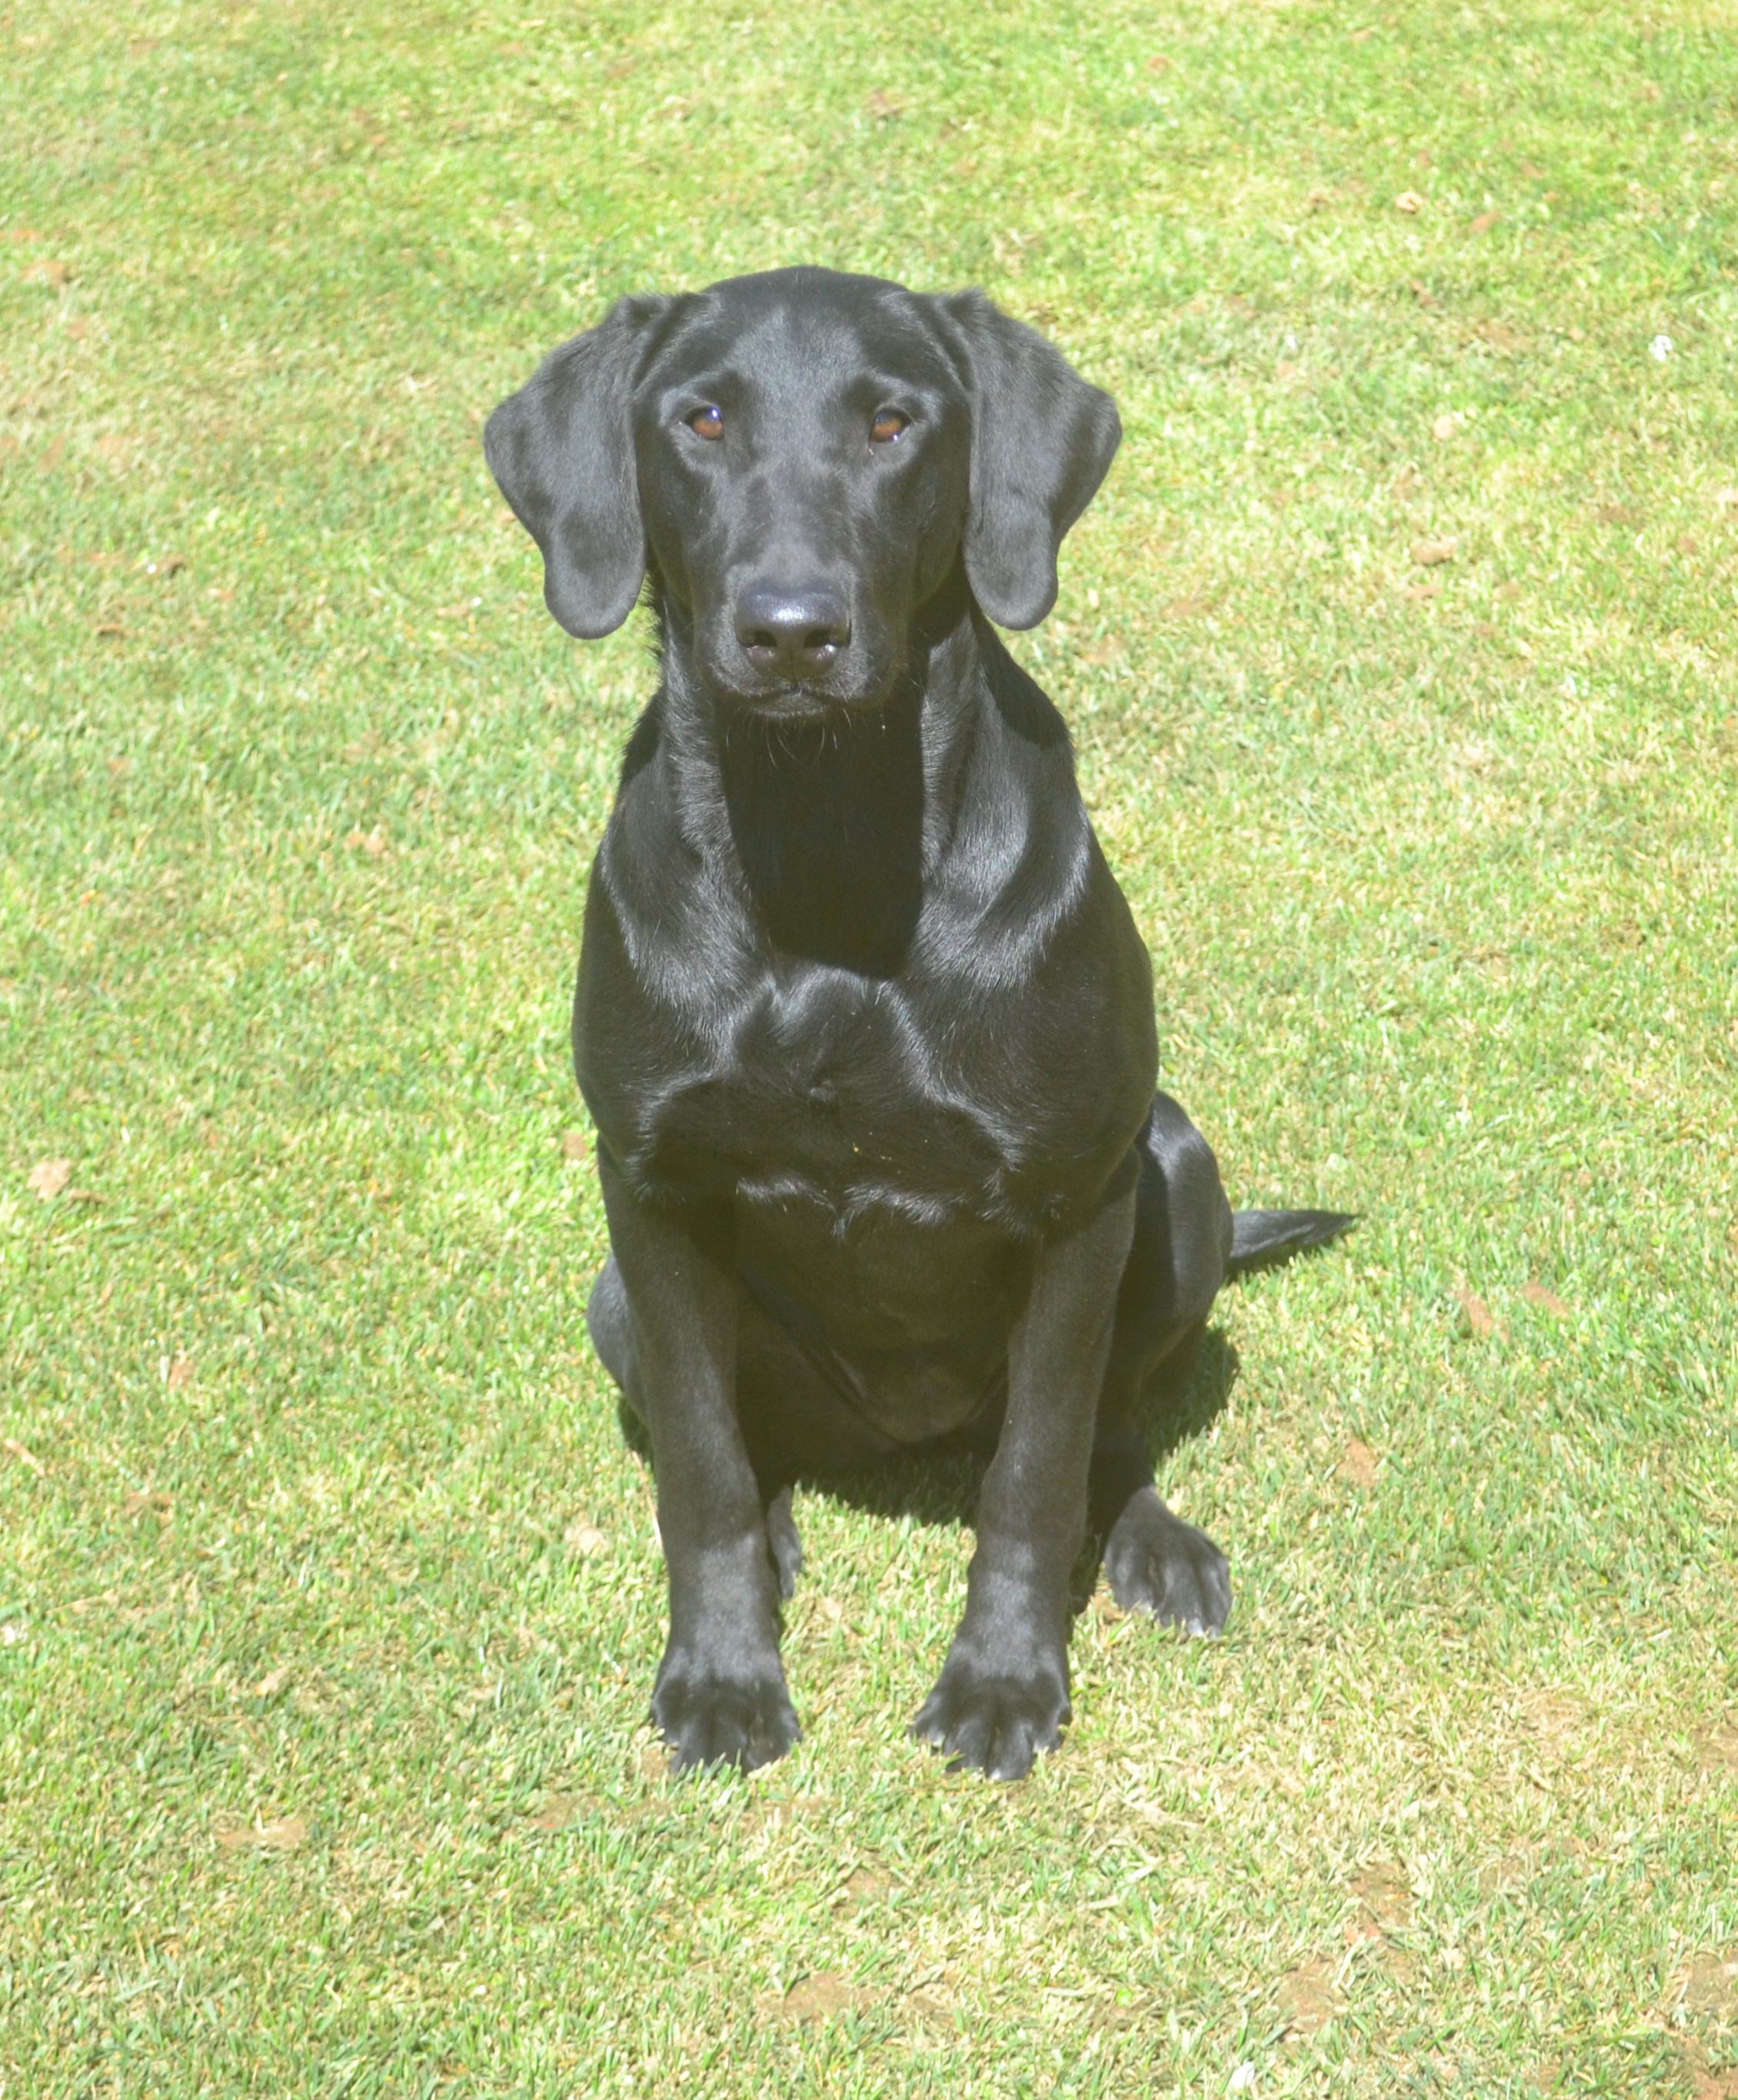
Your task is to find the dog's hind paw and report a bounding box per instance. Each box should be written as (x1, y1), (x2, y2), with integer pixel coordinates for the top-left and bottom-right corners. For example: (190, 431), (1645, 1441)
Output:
(765, 1486), (803, 1602)
(652, 1663), (801, 1776)
(911, 1657), (1071, 1782)
(1103, 1486), (1232, 1635)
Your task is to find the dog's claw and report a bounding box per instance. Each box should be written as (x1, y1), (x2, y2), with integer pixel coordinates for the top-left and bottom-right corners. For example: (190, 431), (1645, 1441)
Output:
(1104, 1486), (1232, 1632)
(912, 1661), (1071, 1782)
(652, 1665), (801, 1775)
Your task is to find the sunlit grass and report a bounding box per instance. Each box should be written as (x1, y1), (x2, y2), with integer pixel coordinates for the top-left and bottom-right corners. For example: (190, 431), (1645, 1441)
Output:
(3, 2), (1736, 2093)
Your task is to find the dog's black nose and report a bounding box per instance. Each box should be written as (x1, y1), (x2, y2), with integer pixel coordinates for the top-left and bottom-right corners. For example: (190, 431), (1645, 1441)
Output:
(734, 582), (851, 678)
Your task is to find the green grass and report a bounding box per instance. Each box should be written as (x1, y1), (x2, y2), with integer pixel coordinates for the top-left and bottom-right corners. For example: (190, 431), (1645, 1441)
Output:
(4, 1), (1737, 2092)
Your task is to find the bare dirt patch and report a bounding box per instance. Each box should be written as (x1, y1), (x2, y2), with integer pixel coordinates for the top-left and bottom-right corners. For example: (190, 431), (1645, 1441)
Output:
(1692, 1720), (1738, 1776)
(1278, 1954), (1344, 2038)
(1679, 1953), (1738, 2024)
(764, 1972), (879, 2024)
(1340, 1436), (1380, 1488)
(1350, 1860), (1415, 1939)
(216, 1815), (309, 1853)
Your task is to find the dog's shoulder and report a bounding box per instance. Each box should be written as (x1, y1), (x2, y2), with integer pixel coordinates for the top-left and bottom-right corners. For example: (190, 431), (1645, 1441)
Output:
(918, 633), (1145, 1001)
(975, 617), (1072, 758)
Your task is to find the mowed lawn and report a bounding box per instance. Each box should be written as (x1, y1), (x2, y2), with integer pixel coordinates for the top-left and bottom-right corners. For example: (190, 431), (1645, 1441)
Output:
(3, 2), (1736, 2093)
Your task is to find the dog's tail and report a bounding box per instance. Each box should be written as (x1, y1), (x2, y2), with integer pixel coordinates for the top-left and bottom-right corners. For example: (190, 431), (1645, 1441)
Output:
(1227, 1208), (1357, 1280)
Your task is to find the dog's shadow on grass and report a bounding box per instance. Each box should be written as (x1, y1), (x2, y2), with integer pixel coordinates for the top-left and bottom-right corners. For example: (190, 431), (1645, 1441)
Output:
(787, 1326), (1241, 1592)
(614, 1330), (1240, 1609)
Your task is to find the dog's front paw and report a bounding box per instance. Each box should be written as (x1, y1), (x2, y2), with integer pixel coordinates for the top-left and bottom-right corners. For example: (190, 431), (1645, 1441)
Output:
(1103, 1486), (1231, 1633)
(911, 1656), (1071, 1782)
(652, 1657), (801, 1775)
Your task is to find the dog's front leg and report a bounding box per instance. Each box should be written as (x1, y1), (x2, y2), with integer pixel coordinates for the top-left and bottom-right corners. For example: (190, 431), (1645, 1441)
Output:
(598, 1155), (799, 1774)
(914, 1181), (1137, 1780)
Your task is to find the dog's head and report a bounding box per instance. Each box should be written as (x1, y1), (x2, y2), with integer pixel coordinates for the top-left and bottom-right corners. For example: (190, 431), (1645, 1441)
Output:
(484, 267), (1120, 717)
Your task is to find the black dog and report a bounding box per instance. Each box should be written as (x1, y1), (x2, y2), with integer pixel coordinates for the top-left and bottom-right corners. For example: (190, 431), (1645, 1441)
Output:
(486, 267), (1349, 1780)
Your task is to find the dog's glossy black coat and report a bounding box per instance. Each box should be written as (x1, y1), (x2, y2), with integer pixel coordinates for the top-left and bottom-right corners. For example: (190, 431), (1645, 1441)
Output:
(487, 268), (1349, 1779)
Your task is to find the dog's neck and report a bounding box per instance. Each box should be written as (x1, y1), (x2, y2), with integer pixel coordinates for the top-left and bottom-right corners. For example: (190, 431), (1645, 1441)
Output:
(651, 570), (988, 977)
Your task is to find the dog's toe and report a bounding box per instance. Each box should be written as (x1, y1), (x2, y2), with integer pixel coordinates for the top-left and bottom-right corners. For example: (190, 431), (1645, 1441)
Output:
(1104, 1486), (1232, 1633)
(653, 1666), (801, 1775)
(912, 1659), (1070, 1782)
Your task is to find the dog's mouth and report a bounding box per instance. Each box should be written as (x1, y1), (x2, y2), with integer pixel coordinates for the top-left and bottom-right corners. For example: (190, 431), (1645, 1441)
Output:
(717, 669), (902, 721)
(733, 682), (866, 718)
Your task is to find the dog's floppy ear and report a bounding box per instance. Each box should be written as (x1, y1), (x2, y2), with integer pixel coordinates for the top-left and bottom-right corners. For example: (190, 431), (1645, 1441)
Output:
(484, 295), (670, 639)
(937, 291), (1121, 631)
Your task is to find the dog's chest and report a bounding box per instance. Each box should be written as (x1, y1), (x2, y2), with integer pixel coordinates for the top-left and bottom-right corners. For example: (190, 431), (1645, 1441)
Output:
(645, 969), (1011, 1216)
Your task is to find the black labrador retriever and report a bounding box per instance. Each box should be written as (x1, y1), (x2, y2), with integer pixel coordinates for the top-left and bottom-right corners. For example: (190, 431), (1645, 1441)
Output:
(486, 266), (1349, 1780)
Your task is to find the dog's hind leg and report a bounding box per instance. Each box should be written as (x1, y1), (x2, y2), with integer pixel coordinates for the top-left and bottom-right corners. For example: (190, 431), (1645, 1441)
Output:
(1088, 1093), (1237, 1633)
(733, 1286), (907, 1599)
(585, 1253), (637, 1392)
(761, 1486), (803, 1602)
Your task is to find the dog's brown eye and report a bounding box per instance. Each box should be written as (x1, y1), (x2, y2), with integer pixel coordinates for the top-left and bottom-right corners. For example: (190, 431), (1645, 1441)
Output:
(688, 406), (724, 441)
(870, 409), (909, 444)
